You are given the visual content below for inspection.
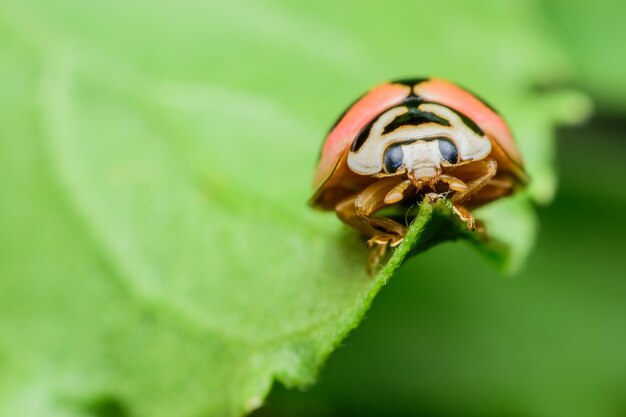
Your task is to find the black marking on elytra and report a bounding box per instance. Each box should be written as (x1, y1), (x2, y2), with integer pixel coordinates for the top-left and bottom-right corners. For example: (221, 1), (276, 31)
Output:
(351, 98), (443, 152)
(326, 77), (430, 136)
(392, 77), (430, 87)
(455, 109), (484, 136)
(438, 139), (459, 164)
(382, 105), (451, 135)
(400, 96), (424, 106)
(351, 116), (377, 152)
(425, 101), (484, 136)
(350, 99), (419, 152)
(383, 144), (404, 173)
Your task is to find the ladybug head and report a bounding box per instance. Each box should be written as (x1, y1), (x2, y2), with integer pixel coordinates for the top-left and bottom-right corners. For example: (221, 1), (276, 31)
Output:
(347, 101), (491, 182)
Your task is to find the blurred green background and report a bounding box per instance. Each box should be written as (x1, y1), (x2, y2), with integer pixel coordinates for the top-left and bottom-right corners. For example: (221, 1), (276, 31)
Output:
(1, 0), (626, 416)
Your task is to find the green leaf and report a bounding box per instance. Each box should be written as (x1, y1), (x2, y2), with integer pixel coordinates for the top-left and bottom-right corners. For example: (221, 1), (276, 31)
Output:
(0, 1), (588, 416)
(256, 130), (626, 417)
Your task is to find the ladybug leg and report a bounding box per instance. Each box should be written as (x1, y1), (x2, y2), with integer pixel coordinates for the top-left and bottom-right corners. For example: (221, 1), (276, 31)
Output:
(469, 177), (516, 206)
(383, 179), (413, 204)
(452, 159), (498, 203)
(335, 177), (408, 247)
(451, 158), (498, 230)
(452, 205), (476, 230)
(335, 195), (381, 238)
(355, 179), (408, 247)
(438, 174), (468, 193)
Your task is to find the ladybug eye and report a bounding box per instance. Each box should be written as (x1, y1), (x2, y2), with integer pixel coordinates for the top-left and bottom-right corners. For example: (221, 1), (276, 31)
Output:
(438, 139), (458, 164)
(383, 144), (404, 173)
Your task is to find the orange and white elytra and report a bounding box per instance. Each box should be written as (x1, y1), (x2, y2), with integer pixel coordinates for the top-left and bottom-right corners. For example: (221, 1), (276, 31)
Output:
(310, 78), (528, 263)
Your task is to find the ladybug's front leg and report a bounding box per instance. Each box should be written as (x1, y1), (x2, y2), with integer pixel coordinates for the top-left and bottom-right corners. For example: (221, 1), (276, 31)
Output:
(335, 177), (408, 245)
(335, 177), (410, 272)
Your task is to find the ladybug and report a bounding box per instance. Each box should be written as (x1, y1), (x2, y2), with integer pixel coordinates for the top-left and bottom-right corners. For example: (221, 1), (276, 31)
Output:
(310, 78), (528, 251)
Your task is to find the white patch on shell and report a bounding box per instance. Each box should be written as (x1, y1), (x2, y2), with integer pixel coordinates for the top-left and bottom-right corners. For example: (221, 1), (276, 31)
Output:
(347, 102), (492, 178)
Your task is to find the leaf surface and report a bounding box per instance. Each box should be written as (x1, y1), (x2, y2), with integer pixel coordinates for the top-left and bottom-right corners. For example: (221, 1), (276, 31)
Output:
(0, 1), (587, 416)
